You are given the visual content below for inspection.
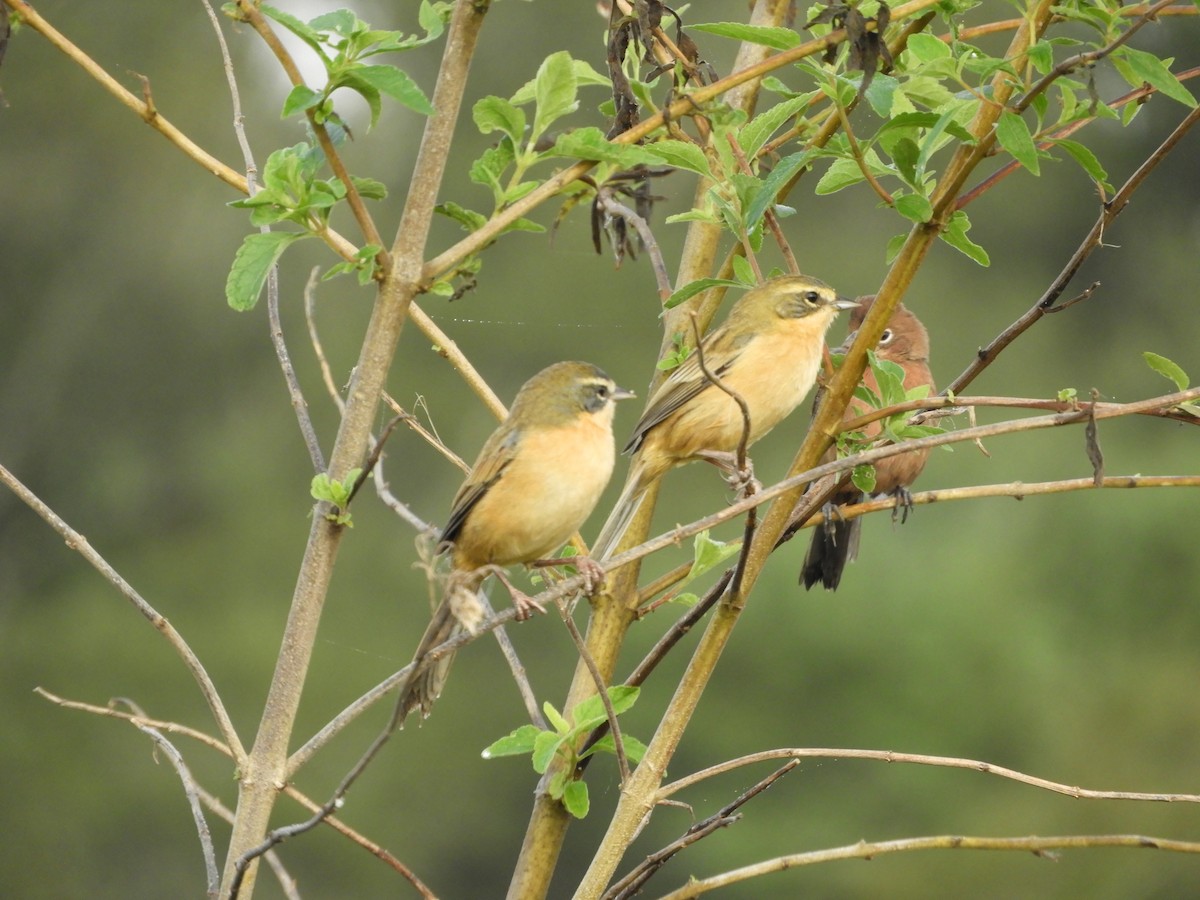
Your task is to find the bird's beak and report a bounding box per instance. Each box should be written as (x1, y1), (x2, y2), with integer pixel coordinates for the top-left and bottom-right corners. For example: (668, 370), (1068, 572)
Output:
(833, 296), (861, 311)
(613, 386), (637, 401)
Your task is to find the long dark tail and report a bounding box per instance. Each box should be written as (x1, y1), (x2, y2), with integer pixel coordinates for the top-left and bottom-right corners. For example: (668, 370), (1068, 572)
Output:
(589, 463), (649, 562)
(397, 600), (462, 725)
(800, 508), (862, 591)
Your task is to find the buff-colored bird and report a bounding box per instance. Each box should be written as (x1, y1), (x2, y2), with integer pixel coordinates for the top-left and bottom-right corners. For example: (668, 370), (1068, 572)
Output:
(800, 296), (934, 590)
(400, 361), (634, 721)
(593, 274), (856, 558)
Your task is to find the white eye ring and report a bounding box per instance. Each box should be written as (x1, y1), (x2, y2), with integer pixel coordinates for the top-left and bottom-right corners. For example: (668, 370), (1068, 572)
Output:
(879, 328), (894, 345)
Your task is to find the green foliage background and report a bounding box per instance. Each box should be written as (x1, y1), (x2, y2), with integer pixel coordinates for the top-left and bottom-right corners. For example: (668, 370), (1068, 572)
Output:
(1, 1), (1198, 896)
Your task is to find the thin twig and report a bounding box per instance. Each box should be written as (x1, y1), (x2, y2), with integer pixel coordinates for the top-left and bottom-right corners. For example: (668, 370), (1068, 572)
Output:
(482, 593), (547, 730)
(1, 464), (246, 763)
(659, 747), (1200, 803)
(947, 102), (1200, 394)
(201, 0), (325, 475)
(725, 133), (799, 274)
(196, 789), (301, 900)
(658, 834), (1200, 898)
(606, 761), (800, 899)
(595, 193), (673, 301)
(112, 698), (219, 898)
(558, 601), (631, 785)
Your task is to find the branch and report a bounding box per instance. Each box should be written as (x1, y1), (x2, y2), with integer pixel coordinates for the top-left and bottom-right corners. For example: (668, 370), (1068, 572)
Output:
(604, 761), (801, 899)
(1, 466), (246, 763)
(657, 834), (1200, 898)
(658, 747), (1200, 804)
(947, 103), (1200, 394)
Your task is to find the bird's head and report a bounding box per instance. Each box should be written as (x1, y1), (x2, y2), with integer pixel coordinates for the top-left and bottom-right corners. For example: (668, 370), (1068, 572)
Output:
(510, 361), (635, 429)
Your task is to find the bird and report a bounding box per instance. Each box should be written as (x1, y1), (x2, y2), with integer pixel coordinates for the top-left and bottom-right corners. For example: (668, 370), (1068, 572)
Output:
(592, 274), (857, 559)
(399, 361), (634, 721)
(800, 296), (934, 591)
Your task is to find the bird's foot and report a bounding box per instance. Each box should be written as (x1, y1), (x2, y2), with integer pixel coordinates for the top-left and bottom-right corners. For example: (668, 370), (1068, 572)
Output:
(530, 554), (607, 595)
(481, 565), (547, 620)
(891, 487), (915, 525)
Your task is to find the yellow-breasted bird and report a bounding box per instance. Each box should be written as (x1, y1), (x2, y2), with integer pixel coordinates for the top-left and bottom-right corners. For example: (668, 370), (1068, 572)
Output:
(399, 361), (634, 721)
(592, 274), (856, 558)
(800, 296), (934, 591)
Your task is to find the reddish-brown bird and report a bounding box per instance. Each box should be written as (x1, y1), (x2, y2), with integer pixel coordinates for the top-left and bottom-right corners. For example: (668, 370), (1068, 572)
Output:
(800, 296), (934, 591)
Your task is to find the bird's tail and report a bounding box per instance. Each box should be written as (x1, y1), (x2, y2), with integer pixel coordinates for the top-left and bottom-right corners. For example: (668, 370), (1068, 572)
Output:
(590, 463), (650, 562)
(397, 599), (463, 725)
(800, 508), (862, 591)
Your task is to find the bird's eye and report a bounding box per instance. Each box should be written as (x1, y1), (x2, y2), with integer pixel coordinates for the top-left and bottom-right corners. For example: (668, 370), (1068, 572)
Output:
(803, 291), (821, 306)
(595, 383), (610, 400)
(879, 329), (894, 345)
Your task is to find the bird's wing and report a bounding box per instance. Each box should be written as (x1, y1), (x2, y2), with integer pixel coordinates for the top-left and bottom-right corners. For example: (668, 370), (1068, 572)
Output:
(624, 327), (748, 454)
(440, 426), (520, 543)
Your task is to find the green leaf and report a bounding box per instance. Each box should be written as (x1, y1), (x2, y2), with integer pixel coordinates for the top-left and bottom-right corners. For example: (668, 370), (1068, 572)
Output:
(904, 33), (952, 63)
(1057, 387), (1078, 403)
(481, 724), (542, 759)
(815, 157), (868, 195)
(553, 127), (659, 166)
(868, 351), (907, 405)
(586, 732), (649, 764)
(346, 64), (433, 117)
(995, 111), (1040, 175)
(642, 139), (714, 179)
(851, 463), (877, 493)
(1114, 48), (1197, 108)
(531, 51), (579, 143)
(473, 96), (526, 145)
(436, 202), (487, 232)
(664, 278), (744, 309)
(1143, 352), (1189, 391)
(731, 255), (756, 286)
(531, 731), (564, 774)
(281, 85), (325, 119)
(940, 210), (990, 266)
(894, 193), (933, 224)
(260, 4), (326, 56)
(739, 95), (812, 160)
(542, 700), (570, 734)
(745, 151), (810, 228)
(1050, 139), (1111, 192)
(572, 686), (641, 727)
(688, 530), (742, 580)
(689, 22), (801, 50)
(562, 780), (590, 818)
(226, 231), (309, 311)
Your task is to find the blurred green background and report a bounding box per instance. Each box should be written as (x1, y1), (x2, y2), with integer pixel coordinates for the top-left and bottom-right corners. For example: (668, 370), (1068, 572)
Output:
(2, 1), (1198, 897)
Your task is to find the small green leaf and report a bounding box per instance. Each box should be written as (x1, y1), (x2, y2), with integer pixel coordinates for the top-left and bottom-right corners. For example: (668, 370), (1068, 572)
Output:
(531, 730), (564, 774)
(474, 96), (526, 145)
(436, 201), (488, 231)
(739, 95), (812, 159)
(586, 732), (648, 764)
(642, 139), (714, 179)
(260, 4), (326, 56)
(664, 278), (744, 310)
(745, 151), (810, 228)
(281, 85), (325, 119)
(346, 64), (434, 117)
(940, 210), (990, 266)
(531, 50), (579, 143)
(731, 255), (756, 286)
(1057, 387), (1078, 403)
(894, 193), (933, 224)
(995, 111), (1040, 175)
(689, 22), (801, 50)
(1143, 352), (1189, 391)
(226, 231), (309, 311)
(904, 33), (952, 62)
(542, 700), (570, 734)
(1050, 139), (1111, 192)
(1114, 48), (1197, 108)
(851, 464), (877, 493)
(815, 157), (868, 195)
(554, 127), (657, 166)
(562, 780), (590, 818)
(481, 724), (542, 759)
(689, 530), (742, 580)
